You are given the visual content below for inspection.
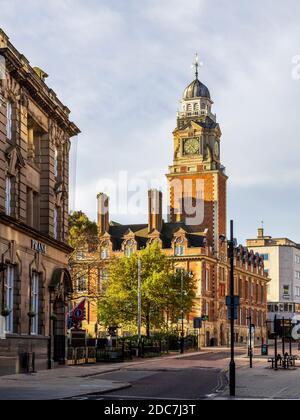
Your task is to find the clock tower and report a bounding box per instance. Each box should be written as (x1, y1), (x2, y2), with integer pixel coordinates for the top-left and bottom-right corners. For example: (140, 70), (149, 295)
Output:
(167, 56), (227, 251)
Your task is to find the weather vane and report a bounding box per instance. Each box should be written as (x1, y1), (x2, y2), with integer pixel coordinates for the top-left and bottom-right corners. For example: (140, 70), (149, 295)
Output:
(192, 52), (203, 80)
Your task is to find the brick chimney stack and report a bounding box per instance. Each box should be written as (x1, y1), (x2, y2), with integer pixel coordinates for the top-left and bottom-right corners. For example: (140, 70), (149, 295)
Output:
(148, 189), (163, 233)
(97, 193), (110, 236)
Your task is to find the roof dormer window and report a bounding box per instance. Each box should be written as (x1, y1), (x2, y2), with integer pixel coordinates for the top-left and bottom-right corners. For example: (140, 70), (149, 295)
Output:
(124, 240), (135, 257)
(175, 237), (185, 256)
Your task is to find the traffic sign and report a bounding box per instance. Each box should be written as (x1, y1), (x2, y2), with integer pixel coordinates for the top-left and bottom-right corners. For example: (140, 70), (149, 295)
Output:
(194, 318), (203, 329)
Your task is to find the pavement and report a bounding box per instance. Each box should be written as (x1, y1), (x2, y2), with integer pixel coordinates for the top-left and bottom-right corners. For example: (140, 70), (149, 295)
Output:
(219, 358), (300, 400)
(0, 345), (300, 400)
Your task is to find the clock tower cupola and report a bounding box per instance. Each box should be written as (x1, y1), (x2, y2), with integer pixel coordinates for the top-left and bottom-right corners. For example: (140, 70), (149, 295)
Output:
(167, 55), (227, 250)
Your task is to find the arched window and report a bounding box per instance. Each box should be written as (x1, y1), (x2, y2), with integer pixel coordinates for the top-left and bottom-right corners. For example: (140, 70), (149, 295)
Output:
(194, 103), (199, 111)
(201, 102), (206, 110)
(175, 237), (185, 256)
(124, 240), (135, 257)
(187, 104), (192, 112)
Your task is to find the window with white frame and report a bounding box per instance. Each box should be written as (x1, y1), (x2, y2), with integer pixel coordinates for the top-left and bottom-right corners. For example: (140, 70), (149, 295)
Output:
(77, 275), (88, 293)
(283, 285), (290, 296)
(205, 268), (210, 291)
(100, 242), (110, 259)
(54, 147), (59, 178)
(6, 101), (12, 141)
(5, 176), (12, 216)
(175, 237), (184, 256)
(124, 240), (135, 257)
(54, 207), (59, 240)
(295, 287), (300, 298)
(205, 301), (209, 320)
(31, 273), (39, 335)
(295, 271), (300, 280)
(5, 265), (14, 334)
(99, 269), (109, 293)
(295, 255), (300, 264)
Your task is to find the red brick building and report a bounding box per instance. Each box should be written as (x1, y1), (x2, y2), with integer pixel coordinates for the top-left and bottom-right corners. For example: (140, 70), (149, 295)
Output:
(73, 60), (269, 346)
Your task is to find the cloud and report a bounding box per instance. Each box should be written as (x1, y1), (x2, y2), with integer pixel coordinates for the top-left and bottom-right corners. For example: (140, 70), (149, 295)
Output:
(1, 0), (300, 242)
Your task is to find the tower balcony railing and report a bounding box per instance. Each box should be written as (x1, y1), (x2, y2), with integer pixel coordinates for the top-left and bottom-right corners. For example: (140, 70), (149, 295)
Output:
(177, 110), (217, 122)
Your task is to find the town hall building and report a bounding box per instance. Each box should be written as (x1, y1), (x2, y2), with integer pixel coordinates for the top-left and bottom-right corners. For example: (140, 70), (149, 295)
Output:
(73, 58), (269, 347)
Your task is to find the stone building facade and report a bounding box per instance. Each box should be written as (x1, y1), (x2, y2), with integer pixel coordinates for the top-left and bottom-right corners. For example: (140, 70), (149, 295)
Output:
(72, 62), (269, 346)
(0, 30), (80, 375)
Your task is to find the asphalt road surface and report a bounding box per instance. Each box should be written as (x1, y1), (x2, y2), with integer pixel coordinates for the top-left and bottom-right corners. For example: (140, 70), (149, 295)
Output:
(66, 368), (226, 400)
(64, 351), (237, 400)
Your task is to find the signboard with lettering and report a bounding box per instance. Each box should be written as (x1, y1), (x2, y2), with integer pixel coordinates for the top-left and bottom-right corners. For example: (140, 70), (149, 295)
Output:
(31, 239), (46, 254)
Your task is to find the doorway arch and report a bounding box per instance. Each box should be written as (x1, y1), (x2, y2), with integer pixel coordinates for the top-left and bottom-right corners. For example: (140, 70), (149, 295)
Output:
(49, 268), (73, 364)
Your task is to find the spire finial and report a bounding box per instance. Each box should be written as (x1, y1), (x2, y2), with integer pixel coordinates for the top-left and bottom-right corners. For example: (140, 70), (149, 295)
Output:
(192, 53), (203, 80)
(193, 53), (199, 79)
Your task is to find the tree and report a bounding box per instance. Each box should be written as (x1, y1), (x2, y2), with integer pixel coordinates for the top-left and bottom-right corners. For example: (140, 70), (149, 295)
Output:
(68, 211), (98, 252)
(68, 211), (100, 303)
(98, 242), (196, 336)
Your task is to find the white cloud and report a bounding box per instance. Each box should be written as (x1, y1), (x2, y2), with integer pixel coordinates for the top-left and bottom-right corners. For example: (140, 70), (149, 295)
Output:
(1, 0), (300, 241)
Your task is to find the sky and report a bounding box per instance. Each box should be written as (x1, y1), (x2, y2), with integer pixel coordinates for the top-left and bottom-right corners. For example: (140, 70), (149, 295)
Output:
(1, 0), (300, 244)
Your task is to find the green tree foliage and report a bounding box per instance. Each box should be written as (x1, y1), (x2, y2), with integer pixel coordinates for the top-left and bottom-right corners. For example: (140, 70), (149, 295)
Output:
(68, 211), (99, 301)
(98, 242), (196, 336)
(68, 211), (98, 252)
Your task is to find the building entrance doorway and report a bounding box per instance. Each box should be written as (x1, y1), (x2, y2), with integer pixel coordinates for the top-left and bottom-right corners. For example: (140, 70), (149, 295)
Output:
(49, 268), (73, 365)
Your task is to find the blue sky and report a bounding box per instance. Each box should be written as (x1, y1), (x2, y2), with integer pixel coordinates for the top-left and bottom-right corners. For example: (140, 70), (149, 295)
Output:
(1, 0), (300, 243)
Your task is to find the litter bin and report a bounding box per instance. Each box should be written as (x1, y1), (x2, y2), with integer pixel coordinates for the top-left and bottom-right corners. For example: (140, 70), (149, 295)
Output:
(261, 344), (268, 356)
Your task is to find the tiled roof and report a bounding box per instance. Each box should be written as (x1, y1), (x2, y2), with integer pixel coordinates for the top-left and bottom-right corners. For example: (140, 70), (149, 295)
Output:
(106, 222), (206, 251)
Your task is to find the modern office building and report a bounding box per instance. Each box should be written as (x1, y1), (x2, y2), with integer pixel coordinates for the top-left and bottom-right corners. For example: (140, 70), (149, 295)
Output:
(247, 228), (300, 322)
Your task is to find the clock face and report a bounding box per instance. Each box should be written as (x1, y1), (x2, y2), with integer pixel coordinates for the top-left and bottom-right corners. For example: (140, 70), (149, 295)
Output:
(184, 138), (200, 155)
(214, 142), (220, 159)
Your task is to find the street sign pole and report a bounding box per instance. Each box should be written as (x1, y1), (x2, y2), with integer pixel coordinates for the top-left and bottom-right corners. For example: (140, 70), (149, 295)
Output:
(229, 220), (236, 397)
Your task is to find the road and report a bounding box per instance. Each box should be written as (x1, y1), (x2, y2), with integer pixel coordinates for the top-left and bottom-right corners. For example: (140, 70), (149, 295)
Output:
(65, 351), (236, 400)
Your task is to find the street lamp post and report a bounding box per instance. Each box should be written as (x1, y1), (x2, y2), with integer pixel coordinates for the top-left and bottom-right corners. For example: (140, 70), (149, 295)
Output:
(137, 259), (142, 356)
(180, 269), (184, 355)
(229, 220), (236, 397)
(282, 317), (285, 356)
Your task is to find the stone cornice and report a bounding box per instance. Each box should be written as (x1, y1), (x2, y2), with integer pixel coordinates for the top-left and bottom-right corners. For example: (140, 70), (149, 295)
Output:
(0, 46), (80, 138)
